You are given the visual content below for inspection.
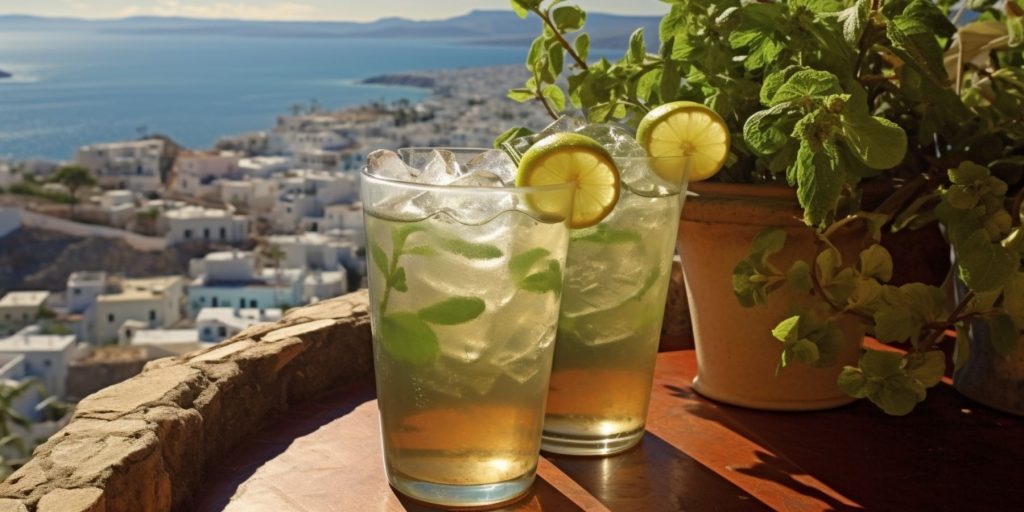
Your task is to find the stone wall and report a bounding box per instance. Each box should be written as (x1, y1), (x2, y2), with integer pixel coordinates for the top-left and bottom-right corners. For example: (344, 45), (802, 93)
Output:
(0, 291), (371, 512)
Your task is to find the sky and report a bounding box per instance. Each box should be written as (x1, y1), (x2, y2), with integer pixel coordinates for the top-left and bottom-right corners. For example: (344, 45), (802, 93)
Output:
(0, 1), (667, 22)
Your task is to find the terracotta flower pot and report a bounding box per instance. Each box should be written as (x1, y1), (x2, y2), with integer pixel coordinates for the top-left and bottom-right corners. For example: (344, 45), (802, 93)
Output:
(676, 182), (864, 410)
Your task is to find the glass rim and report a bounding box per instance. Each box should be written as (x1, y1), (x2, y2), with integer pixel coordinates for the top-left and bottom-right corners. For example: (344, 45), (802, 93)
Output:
(360, 167), (576, 194)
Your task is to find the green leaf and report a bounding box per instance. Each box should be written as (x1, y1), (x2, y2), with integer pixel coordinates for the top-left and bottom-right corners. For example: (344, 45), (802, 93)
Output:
(526, 35), (546, 70)
(509, 247), (550, 281)
(859, 245), (894, 282)
(793, 338), (821, 364)
(787, 261), (813, 293)
(873, 309), (916, 343)
(795, 140), (844, 227)
(510, 0), (529, 19)
(732, 260), (760, 308)
(418, 297), (486, 325)
(370, 241), (389, 277)
(985, 314), (1020, 357)
(659, 59), (680, 102)
(404, 245), (438, 257)
(751, 227), (786, 256)
(772, 315), (801, 344)
(837, 0), (870, 45)
(437, 238), (503, 259)
(957, 231), (1016, 293)
(743, 104), (796, 156)
(379, 313), (440, 365)
(543, 84), (566, 112)
(860, 349), (905, 378)
(574, 33), (590, 62)
(552, 5), (585, 32)
(766, 69), (842, 106)
(839, 108), (908, 170)
(874, 379), (925, 416)
(547, 40), (564, 76)
(906, 350), (946, 388)
(628, 28), (646, 63)
(494, 126), (534, 150)
(837, 367), (869, 398)
(761, 66), (804, 106)
(391, 267), (408, 292)
(507, 88), (535, 103)
(518, 260), (563, 296)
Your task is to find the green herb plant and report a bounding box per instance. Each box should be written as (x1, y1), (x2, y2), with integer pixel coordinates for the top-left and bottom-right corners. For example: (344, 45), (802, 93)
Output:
(505, 0), (1024, 414)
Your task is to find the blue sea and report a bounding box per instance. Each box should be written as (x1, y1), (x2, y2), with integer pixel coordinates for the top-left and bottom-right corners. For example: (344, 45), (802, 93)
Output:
(0, 31), (532, 161)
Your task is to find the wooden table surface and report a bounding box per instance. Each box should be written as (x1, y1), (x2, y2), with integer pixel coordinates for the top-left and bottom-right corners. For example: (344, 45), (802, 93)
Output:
(195, 350), (1024, 511)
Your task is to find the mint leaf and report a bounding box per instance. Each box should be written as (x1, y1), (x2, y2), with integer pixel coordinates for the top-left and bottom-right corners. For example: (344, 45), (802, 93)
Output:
(751, 227), (786, 256)
(766, 69), (842, 106)
(874, 378), (925, 416)
(906, 350), (946, 388)
(391, 267), (408, 292)
(418, 297), (486, 326)
(837, 0), (870, 45)
(859, 245), (894, 282)
(793, 338), (821, 364)
(787, 261), (813, 292)
(732, 260), (761, 308)
(379, 313), (439, 365)
(543, 84), (566, 111)
(437, 238), (503, 259)
(772, 316), (801, 344)
(743, 104), (796, 156)
(494, 126), (533, 150)
(985, 314), (1020, 357)
(859, 349), (905, 378)
(873, 308), (916, 343)
(760, 65), (804, 106)
(839, 106), (908, 170)
(957, 231), (1016, 293)
(552, 4), (586, 32)
(404, 245), (438, 257)
(954, 326), (971, 372)
(837, 367), (869, 398)
(518, 260), (563, 296)
(627, 28), (646, 63)
(370, 241), (389, 277)
(509, 247), (551, 281)
(574, 33), (590, 62)
(795, 140), (844, 227)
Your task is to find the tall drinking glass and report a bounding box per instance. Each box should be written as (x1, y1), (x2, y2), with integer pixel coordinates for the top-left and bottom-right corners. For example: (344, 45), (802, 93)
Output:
(542, 155), (689, 456)
(361, 149), (575, 508)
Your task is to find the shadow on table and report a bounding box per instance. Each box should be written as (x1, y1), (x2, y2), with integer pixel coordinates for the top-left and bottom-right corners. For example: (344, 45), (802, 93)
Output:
(664, 378), (1024, 510)
(196, 381), (378, 511)
(545, 431), (770, 512)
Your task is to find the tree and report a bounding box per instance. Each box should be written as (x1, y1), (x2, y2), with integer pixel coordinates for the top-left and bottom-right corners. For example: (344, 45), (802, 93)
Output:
(50, 165), (96, 216)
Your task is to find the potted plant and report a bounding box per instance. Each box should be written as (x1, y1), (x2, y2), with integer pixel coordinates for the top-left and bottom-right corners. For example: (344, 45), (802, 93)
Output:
(503, 0), (1024, 415)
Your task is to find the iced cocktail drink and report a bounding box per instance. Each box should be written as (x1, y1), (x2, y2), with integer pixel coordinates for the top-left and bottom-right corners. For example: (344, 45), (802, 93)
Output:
(520, 125), (688, 456)
(361, 148), (574, 507)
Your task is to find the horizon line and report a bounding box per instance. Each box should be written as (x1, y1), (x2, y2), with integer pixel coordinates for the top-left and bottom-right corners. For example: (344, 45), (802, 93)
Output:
(0, 9), (661, 25)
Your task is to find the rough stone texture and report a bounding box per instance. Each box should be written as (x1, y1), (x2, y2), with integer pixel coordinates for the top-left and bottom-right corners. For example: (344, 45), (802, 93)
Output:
(0, 290), (371, 512)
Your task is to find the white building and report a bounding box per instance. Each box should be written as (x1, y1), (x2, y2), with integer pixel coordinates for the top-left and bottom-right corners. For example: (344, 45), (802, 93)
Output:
(0, 291), (50, 337)
(75, 139), (166, 192)
(220, 178), (277, 213)
(165, 206), (249, 245)
(93, 276), (186, 344)
(238, 156), (291, 178)
(303, 271), (346, 304)
(196, 307), (282, 343)
(0, 328), (76, 400)
(269, 171), (359, 233)
(127, 328), (206, 359)
(171, 152), (241, 200)
(187, 251), (304, 316)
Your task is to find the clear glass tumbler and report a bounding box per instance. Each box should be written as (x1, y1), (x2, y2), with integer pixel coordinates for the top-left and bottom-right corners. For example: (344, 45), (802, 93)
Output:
(361, 149), (575, 508)
(541, 155), (689, 456)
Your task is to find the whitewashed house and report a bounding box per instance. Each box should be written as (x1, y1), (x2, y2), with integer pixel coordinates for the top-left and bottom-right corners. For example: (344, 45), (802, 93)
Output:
(92, 276), (186, 344)
(165, 206), (249, 245)
(171, 151), (241, 199)
(187, 251), (304, 316)
(128, 329), (205, 359)
(0, 328), (76, 400)
(75, 139), (166, 192)
(303, 271), (346, 303)
(0, 291), (50, 337)
(220, 178), (277, 213)
(196, 307), (282, 343)
(237, 156), (290, 178)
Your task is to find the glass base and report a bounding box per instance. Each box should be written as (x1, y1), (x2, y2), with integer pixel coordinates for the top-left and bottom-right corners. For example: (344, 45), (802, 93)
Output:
(540, 425), (645, 456)
(388, 469), (535, 509)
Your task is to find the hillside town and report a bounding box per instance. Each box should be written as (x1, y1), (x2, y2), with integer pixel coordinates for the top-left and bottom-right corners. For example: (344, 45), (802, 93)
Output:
(0, 65), (549, 466)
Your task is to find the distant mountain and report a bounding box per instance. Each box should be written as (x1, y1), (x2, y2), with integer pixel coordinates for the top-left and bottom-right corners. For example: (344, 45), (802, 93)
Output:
(0, 9), (664, 48)
(0, 69), (10, 79)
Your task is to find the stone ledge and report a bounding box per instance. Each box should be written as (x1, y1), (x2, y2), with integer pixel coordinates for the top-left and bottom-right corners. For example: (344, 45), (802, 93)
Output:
(0, 290), (372, 512)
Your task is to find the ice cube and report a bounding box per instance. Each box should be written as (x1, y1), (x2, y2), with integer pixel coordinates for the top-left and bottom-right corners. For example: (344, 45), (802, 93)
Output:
(414, 150), (461, 185)
(575, 123), (646, 158)
(365, 149), (415, 180)
(505, 114), (588, 157)
(448, 170), (505, 188)
(462, 150), (518, 185)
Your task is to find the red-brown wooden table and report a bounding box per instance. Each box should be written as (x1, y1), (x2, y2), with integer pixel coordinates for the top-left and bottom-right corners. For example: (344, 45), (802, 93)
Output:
(195, 350), (1024, 511)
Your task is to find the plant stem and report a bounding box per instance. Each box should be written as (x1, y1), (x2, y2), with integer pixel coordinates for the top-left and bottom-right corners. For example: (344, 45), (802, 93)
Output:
(534, 80), (559, 120)
(920, 291), (975, 350)
(533, 7), (589, 70)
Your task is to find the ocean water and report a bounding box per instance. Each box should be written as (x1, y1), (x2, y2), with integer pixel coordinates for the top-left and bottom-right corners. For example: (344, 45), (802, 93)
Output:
(0, 30), (531, 161)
